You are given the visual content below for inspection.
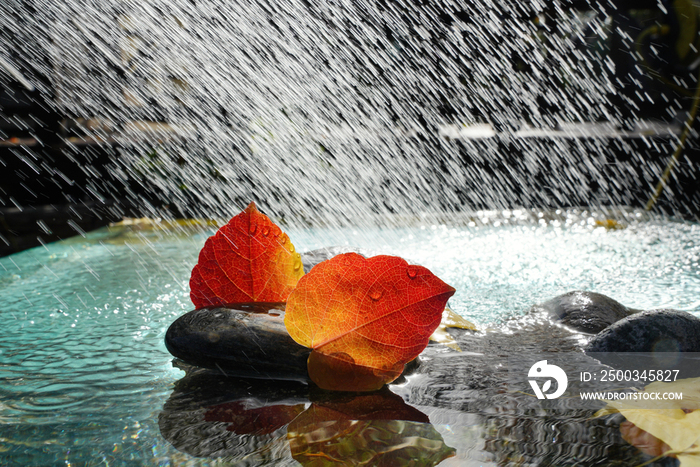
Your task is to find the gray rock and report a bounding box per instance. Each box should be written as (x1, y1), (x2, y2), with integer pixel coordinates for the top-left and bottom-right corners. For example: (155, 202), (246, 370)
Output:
(585, 309), (700, 353)
(165, 303), (311, 381)
(301, 246), (384, 273)
(531, 290), (639, 334)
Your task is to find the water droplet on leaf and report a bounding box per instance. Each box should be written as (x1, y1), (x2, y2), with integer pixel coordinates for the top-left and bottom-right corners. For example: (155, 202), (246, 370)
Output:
(249, 223), (257, 235)
(407, 267), (417, 279)
(369, 287), (383, 301)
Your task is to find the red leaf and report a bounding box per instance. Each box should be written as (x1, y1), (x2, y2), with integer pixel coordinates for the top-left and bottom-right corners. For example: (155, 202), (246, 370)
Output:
(285, 253), (455, 391)
(189, 202), (304, 308)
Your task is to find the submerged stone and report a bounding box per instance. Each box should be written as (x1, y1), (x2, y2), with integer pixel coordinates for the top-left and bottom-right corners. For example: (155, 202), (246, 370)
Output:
(165, 303), (311, 381)
(585, 309), (700, 353)
(531, 290), (639, 334)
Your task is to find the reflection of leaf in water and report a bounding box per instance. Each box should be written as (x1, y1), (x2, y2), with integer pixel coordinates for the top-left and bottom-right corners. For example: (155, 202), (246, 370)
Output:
(204, 401), (305, 435)
(304, 390), (430, 424)
(595, 377), (700, 465)
(289, 418), (455, 467)
(287, 392), (455, 466)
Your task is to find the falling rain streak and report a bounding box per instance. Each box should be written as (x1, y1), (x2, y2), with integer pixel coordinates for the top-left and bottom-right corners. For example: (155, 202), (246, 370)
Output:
(2, 3), (700, 464)
(2, 0), (691, 224)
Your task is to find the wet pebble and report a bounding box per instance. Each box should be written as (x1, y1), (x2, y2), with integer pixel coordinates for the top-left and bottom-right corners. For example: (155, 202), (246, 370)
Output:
(165, 303), (311, 381)
(531, 290), (639, 334)
(585, 309), (700, 353)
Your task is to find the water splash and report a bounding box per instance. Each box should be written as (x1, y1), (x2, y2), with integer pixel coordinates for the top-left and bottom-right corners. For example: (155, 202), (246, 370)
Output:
(2, 0), (687, 223)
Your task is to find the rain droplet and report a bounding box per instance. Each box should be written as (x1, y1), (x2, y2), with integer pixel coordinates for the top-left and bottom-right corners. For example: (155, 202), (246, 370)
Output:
(407, 267), (417, 279)
(249, 223), (257, 235)
(293, 257), (302, 271)
(262, 226), (270, 236)
(369, 287), (383, 301)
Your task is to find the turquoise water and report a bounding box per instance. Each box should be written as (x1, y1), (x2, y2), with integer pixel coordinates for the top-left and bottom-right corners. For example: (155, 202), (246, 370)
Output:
(1, 209), (699, 465)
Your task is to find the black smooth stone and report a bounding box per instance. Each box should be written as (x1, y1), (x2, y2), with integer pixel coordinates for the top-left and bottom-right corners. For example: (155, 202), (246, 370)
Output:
(585, 309), (700, 353)
(301, 246), (384, 273)
(531, 290), (639, 334)
(165, 303), (311, 381)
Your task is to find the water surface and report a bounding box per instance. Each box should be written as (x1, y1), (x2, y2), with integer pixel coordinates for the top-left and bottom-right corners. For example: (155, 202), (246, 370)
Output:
(1, 209), (698, 465)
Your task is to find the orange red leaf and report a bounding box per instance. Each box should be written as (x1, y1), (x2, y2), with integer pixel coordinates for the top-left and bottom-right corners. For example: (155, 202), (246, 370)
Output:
(284, 253), (455, 390)
(189, 202), (304, 308)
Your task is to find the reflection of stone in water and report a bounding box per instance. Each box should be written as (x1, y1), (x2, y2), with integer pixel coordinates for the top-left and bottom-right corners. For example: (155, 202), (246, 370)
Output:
(158, 364), (308, 462)
(204, 401), (305, 436)
(160, 363), (454, 465)
(396, 322), (652, 466)
(481, 407), (641, 467)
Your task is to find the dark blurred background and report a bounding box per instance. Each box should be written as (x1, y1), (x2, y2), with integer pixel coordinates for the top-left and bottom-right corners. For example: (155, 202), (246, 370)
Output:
(2, 0), (700, 256)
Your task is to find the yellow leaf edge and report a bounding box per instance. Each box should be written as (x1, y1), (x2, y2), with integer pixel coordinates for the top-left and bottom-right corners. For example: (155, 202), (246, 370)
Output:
(593, 377), (700, 461)
(429, 307), (477, 351)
